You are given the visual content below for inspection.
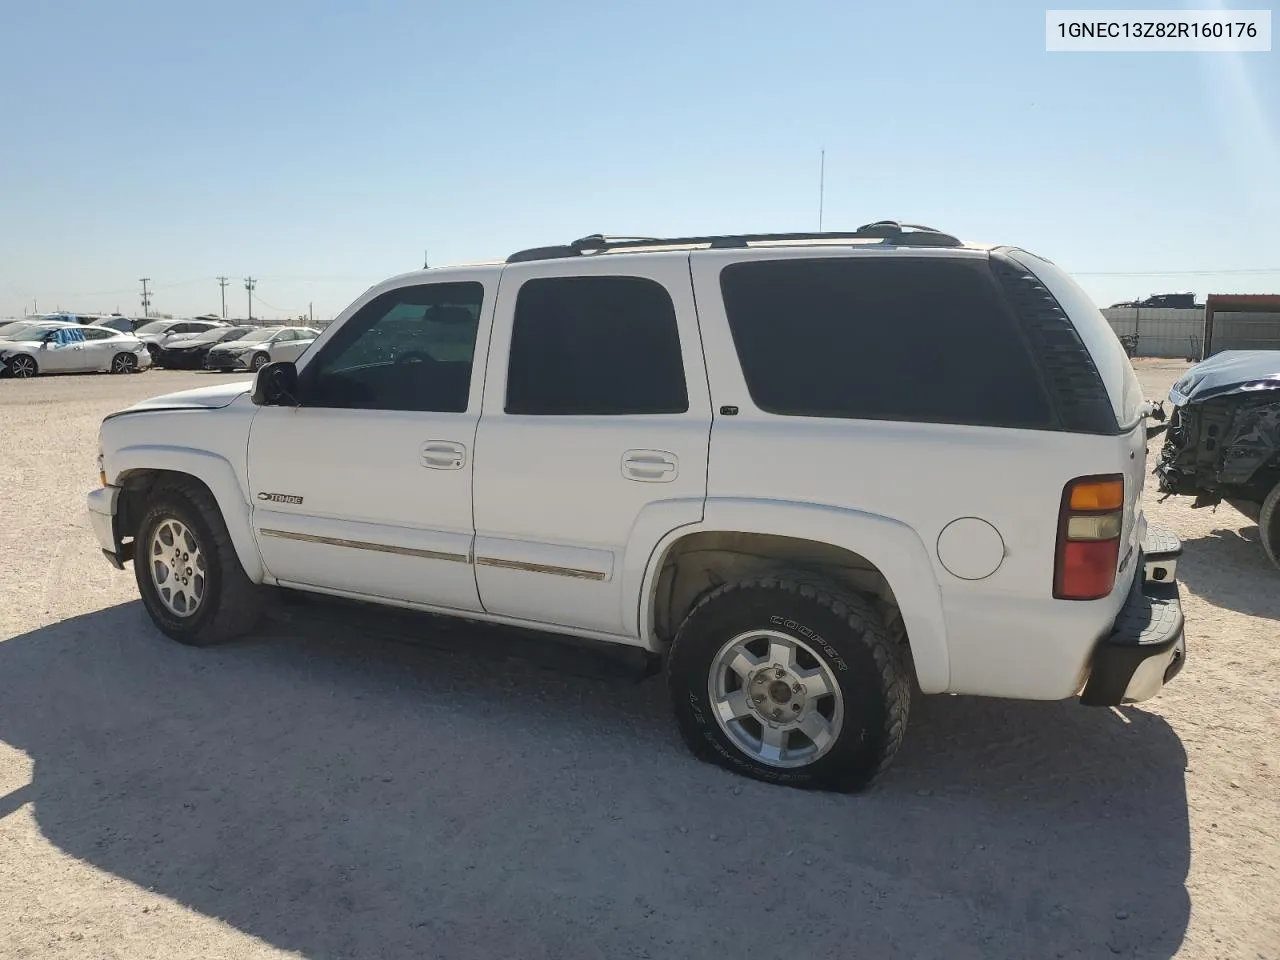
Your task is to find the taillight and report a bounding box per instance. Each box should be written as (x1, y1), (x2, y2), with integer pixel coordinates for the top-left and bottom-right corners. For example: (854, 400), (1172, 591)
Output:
(1054, 475), (1124, 600)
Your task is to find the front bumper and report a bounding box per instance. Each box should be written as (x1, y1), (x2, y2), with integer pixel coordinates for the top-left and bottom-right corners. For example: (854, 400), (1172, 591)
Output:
(156, 348), (203, 368)
(87, 485), (131, 569)
(206, 351), (252, 370)
(1080, 526), (1186, 707)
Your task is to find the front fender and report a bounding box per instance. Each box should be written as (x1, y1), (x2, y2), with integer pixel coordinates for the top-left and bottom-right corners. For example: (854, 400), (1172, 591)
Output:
(639, 498), (950, 694)
(110, 444), (264, 582)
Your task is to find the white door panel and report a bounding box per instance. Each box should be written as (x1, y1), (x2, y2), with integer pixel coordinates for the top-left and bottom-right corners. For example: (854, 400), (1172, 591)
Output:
(39, 342), (82, 372)
(249, 406), (482, 610)
(246, 275), (494, 612)
(80, 333), (118, 371)
(473, 254), (711, 638)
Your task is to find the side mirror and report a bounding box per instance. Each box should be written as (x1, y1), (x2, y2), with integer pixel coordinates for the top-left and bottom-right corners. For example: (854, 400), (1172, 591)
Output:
(251, 361), (300, 406)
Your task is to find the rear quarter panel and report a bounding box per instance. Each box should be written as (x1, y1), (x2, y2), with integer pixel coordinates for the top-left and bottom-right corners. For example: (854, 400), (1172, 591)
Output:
(690, 248), (1140, 700)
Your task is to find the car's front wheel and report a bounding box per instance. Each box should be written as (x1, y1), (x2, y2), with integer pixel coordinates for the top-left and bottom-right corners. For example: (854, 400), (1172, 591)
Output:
(134, 481), (267, 646)
(250, 352), (270, 371)
(7, 354), (38, 378)
(667, 575), (910, 792)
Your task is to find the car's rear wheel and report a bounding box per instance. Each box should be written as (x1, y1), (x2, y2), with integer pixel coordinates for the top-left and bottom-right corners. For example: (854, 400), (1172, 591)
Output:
(7, 354), (38, 378)
(134, 481), (267, 646)
(1260, 481), (1280, 572)
(667, 575), (910, 792)
(111, 352), (138, 374)
(250, 352), (270, 371)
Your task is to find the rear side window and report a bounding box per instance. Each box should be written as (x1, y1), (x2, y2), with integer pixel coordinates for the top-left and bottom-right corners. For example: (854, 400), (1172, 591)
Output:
(719, 257), (1054, 428)
(506, 276), (688, 415)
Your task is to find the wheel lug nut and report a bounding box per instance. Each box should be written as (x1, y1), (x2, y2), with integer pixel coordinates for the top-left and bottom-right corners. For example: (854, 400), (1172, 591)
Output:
(752, 695), (765, 705)
(772, 708), (782, 719)
(791, 703), (801, 712)
(774, 668), (786, 679)
(754, 675), (765, 685)
(793, 683), (803, 694)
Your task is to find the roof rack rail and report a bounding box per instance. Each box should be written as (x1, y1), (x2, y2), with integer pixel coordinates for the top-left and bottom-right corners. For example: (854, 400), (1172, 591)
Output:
(504, 221), (963, 263)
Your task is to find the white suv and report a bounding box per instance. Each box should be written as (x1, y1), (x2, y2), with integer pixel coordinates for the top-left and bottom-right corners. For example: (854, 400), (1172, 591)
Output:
(87, 222), (1186, 791)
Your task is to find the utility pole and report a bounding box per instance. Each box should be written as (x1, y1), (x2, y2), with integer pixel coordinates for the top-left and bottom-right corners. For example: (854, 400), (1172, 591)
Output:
(818, 149), (825, 232)
(139, 278), (152, 317)
(309, 301), (313, 326)
(217, 276), (229, 318)
(244, 277), (256, 321)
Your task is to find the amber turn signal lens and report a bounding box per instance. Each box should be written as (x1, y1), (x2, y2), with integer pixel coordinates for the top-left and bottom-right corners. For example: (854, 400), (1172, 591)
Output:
(1068, 478), (1124, 511)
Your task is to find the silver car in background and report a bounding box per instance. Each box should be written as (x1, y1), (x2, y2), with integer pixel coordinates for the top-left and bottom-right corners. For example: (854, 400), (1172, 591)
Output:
(205, 326), (321, 372)
(0, 323), (151, 378)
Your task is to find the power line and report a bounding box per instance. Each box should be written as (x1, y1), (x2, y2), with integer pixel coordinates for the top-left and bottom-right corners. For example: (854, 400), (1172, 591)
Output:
(1073, 267), (1280, 277)
(139, 278), (152, 317)
(818, 148), (825, 232)
(216, 276), (229, 318)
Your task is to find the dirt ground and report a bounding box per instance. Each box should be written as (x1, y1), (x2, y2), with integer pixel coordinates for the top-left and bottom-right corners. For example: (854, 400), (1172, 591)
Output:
(0, 360), (1276, 960)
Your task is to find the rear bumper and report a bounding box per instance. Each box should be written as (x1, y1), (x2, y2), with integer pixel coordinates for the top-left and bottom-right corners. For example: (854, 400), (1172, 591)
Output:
(1080, 526), (1186, 707)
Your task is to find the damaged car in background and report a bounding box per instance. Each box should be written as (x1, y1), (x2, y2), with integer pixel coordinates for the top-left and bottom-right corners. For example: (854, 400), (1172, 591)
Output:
(1156, 350), (1280, 570)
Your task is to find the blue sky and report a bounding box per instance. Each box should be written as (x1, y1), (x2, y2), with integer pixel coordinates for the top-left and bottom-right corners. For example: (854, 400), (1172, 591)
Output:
(1, 0), (1276, 321)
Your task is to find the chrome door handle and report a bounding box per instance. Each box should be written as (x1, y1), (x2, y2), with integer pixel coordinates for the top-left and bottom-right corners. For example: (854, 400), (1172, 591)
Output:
(421, 440), (466, 470)
(622, 449), (678, 483)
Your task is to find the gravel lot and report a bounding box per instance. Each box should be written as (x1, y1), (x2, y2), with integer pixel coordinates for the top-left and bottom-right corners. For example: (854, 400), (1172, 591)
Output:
(0, 361), (1276, 960)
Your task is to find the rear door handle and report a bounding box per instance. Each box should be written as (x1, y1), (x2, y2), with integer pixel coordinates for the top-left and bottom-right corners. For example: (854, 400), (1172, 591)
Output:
(421, 440), (466, 470)
(622, 449), (678, 483)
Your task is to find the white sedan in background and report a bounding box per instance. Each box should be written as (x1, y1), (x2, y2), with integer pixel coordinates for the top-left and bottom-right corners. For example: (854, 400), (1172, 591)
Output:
(204, 326), (321, 372)
(0, 323), (152, 378)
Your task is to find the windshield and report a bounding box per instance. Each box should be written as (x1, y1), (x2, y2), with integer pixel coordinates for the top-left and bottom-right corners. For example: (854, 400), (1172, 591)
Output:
(0, 322), (57, 341)
(215, 327), (255, 342)
(234, 329), (278, 344)
(134, 320), (174, 335)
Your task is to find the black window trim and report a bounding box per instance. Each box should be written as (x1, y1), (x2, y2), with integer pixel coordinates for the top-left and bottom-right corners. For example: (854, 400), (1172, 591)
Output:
(503, 273), (690, 417)
(718, 253), (1065, 432)
(295, 279), (486, 412)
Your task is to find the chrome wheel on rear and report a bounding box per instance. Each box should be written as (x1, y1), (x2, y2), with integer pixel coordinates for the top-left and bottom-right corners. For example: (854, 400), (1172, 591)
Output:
(112, 352), (137, 374)
(8, 354), (37, 378)
(148, 518), (207, 617)
(707, 629), (844, 768)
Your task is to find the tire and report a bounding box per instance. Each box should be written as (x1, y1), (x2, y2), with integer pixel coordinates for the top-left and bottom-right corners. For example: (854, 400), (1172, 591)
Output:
(667, 575), (910, 792)
(111, 352), (138, 374)
(7, 354), (38, 378)
(250, 352), (270, 371)
(1260, 482), (1280, 573)
(134, 481), (267, 646)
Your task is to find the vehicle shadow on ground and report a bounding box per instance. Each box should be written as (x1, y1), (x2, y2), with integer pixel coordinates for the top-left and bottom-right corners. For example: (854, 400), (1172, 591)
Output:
(1178, 524), (1280, 620)
(0, 601), (1190, 960)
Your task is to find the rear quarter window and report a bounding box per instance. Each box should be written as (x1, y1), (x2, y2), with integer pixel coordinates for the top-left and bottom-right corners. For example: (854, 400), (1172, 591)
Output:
(719, 256), (1055, 429)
